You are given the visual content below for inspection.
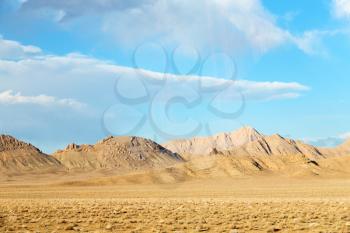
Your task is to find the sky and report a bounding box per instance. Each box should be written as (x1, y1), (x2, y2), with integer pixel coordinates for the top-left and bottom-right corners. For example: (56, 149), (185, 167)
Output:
(0, 0), (350, 152)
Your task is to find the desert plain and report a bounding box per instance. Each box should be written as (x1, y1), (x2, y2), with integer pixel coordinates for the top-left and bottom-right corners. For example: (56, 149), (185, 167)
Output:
(1, 127), (350, 232)
(1, 174), (350, 233)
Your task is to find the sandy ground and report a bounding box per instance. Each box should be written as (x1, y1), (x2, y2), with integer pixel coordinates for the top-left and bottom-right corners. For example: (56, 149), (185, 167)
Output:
(1, 177), (350, 232)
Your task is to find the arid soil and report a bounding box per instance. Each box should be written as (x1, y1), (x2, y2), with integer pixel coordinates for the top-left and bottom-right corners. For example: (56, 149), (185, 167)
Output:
(1, 178), (350, 233)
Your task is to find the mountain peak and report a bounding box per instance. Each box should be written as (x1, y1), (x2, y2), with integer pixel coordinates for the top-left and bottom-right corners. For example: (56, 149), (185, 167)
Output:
(1, 134), (21, 143)
(236, 125), (258, 132)
(227, 126), (263, 144)
(0, 134), (39, 152)
(0, 134), (62, 173)
(65, 143), (81, 150)
(231, 126), (262, 137)
(97, 135), (144, 145)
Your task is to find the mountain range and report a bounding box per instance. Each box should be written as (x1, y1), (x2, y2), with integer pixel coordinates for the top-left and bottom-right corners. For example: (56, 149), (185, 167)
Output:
(1, 127), (349, 181)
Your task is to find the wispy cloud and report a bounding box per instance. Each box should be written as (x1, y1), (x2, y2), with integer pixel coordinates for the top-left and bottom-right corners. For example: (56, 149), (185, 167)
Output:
(333, 0), (350, 19)
(0, 52), (309, 102)
(0, 36), (42, 60)
(339, 132), (350, 139)
(20, 0), (147, 20)
(292, 29), (349, 56)
(0, 90), (86, 109)
(305, 132), (350, 147)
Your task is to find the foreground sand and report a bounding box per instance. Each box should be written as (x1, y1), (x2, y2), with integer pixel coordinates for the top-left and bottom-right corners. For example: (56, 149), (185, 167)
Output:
(1, 177), (350, 232)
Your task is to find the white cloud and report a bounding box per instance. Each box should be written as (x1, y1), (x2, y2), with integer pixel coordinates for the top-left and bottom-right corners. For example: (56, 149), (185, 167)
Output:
(339, 132), (350, 139)
(333, 0), (350, 19)
(0, 36), (42, 60)
(292, 29), (346, 56)
(0, 50), (308, 102)
(0, 37), (310, 151)
(18, 0), (322, 55)
(20, 0), (148, 19)
(100, 0), (291, 54)
(305, 137), (342, 147)
(0, 90), (85, 109)
(305, 131), (350, 147)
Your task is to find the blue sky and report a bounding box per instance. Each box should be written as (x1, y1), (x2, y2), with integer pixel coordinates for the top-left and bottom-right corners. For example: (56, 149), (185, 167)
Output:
(0, 0), (350, 152)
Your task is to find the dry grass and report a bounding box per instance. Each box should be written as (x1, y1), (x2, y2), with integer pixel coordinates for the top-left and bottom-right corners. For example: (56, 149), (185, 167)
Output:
(1, 198), (350, 232)
(1, 177), (350, 232)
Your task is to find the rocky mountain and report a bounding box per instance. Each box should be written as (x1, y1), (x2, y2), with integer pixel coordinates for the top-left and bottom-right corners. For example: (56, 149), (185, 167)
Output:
(163, 126), (264, 156)
(159, 129), (343, 179)
(73, 137), (350, 185)
(220, 134), (324, 159)
(1, 130), (349, 182)
(53, 136), (183, 171)
(0, 135), (62, 173)
(163, 126), (330, 160)
(164, 135), (350, 180)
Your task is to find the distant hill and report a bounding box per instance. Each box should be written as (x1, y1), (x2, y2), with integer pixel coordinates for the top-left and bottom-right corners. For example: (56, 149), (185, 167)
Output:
(0, 135), (62, 174)
(53, 136), (183, 172)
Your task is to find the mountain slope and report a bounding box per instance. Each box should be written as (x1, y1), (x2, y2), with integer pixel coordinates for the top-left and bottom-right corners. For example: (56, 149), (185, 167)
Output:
(0, 135), (62, 173)
(53, 136), (183, 171)
(163, 126), (264, 156)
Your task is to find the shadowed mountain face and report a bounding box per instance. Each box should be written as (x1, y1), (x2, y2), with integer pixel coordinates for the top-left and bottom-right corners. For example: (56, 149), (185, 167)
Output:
(0, 135), (62, 173)
(163, 126), (264, 156)
(53, 136), (184, 171)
